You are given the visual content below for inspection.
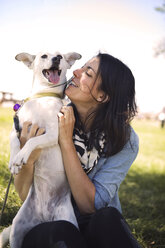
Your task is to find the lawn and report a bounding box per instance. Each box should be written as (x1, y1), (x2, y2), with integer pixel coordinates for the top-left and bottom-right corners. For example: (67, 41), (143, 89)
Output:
(0, 107), (165, 248)
(120, 119), (165, 248)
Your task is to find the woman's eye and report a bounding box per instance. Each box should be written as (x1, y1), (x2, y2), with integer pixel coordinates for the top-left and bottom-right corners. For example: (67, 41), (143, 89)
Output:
(86, 71), (92, 77)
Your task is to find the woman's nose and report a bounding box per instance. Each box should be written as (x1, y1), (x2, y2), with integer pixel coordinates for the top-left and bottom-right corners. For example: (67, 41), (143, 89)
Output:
(73, 68), (82, 78)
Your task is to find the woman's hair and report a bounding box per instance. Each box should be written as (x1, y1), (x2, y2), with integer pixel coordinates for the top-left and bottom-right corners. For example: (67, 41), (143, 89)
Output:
(72, 53), (137, 157)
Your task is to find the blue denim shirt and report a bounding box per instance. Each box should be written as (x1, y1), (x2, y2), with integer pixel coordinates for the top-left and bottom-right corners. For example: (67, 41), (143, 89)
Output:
(87, 127), (139, 213)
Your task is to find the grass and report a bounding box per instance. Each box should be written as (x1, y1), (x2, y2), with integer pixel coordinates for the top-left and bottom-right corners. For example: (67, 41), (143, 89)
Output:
(0, 107), (165, 247)
(120, 119), (165, 248)
(0, 107), (22, 227)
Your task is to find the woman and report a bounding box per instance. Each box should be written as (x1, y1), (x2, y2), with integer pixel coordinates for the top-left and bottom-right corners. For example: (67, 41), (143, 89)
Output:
(14, 53), (140, 247)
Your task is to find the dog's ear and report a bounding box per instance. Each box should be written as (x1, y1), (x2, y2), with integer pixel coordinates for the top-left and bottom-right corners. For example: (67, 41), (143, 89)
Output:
(64, 52), (82, 68)
(15, 53), (36, 69)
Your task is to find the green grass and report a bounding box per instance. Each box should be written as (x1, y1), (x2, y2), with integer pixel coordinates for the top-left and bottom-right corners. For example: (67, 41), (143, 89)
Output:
(0, 107), (165, 247)
(0, 107), (22, 229)
(119, 119), (165, 248)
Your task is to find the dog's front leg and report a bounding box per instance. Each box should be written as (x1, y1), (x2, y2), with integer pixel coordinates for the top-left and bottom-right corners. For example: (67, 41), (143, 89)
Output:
(11, 125), (59, 170)
(9, 127), (21, 174)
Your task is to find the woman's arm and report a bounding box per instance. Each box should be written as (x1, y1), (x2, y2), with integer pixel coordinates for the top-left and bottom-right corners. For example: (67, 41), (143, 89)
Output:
(60, 140), (96, 214)
(59, 107), (139, 213)
(14, 122), (45, 201)
(14, 161), (34, 202)
(58, 106), (96, 214)
(92, 127), (139, 210)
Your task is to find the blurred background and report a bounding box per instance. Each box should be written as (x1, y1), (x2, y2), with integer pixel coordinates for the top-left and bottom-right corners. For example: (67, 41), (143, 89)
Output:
(0, 0), (165, 117)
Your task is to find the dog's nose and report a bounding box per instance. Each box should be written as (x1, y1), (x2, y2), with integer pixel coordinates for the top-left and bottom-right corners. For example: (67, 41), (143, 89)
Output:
(52, 55), (62, 65)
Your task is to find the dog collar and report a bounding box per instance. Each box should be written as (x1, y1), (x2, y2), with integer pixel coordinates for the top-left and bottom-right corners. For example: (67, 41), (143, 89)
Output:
(13, 92), (62, 112)
(24, 92), (62, 102)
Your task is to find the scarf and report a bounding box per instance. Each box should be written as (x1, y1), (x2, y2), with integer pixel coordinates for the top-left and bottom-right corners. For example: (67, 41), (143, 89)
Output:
(73, 127), (106, 174)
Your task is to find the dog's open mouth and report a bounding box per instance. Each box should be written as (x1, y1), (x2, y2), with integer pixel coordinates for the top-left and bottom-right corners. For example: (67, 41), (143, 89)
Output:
(42, 67), (62, 84)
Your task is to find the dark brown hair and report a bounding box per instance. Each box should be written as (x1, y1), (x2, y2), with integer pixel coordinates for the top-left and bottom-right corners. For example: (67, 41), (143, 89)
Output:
(71, 53), (137, 157)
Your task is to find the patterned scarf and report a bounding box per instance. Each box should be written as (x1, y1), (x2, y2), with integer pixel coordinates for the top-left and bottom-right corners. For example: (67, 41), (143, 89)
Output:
(73, 127), (106, 174)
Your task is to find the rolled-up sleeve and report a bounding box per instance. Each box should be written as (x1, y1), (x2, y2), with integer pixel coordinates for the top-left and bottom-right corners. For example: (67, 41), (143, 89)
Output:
(92, 128), (139, 210)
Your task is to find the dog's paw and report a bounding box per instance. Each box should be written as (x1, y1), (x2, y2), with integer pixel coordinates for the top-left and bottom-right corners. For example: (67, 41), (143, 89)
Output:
(12, 151), (28, 168)
(10, 164), (23, 175)
(9, 161), (22, 175)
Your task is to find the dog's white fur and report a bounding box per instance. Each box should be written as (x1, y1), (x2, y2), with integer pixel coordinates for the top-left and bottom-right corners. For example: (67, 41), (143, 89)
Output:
(0, 51), (81, 248)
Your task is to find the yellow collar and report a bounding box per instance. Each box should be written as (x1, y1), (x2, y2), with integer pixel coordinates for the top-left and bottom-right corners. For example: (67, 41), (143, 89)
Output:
(24, 92), (62, 102)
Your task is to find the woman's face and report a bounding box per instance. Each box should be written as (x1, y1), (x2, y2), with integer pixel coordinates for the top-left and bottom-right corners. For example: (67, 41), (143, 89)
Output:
(65, 56), (103, 108)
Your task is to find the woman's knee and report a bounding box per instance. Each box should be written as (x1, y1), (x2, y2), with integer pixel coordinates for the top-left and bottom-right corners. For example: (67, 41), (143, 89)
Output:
(85, 207), (140, 248)
(22, 220), (86, 248)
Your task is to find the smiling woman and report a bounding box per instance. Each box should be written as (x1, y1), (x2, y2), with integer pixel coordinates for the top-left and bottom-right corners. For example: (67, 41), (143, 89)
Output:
(65, 56), (103, 110)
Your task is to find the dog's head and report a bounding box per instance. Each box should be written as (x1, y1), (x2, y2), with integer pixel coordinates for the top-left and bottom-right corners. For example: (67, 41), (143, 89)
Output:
(15, 51), (81, 95)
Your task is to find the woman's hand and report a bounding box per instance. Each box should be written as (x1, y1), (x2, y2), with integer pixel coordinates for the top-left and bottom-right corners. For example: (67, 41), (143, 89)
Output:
(58, 106), (75, 147)
(58, 106), (96, 213)
(19, 121), (45, 164)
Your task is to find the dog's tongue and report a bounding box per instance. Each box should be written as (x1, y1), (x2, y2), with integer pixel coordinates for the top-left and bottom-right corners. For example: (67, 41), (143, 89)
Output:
(49, 70), (60, 84)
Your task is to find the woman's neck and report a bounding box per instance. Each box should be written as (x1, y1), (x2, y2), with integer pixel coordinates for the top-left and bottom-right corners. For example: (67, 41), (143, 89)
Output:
(74, 103), (97, 132)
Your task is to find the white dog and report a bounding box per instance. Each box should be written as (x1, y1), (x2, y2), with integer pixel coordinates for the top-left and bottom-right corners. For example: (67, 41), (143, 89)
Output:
(0, 51), (81, 248)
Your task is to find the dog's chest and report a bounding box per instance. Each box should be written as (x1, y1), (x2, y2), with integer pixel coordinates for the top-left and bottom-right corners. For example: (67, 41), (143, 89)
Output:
(18, 97), (65, 185)
(18, 97), (63, 127)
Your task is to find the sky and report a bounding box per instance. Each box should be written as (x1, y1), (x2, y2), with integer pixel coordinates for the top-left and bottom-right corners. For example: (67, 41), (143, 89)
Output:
(0, 0), (165, 113)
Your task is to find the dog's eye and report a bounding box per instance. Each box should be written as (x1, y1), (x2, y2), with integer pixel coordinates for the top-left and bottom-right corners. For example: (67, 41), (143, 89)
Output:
(57, 55), (63, 59)
(41, 54), (48, 59)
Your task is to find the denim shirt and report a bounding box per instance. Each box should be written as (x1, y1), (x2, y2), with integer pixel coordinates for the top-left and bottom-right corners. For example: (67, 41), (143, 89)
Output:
(86, 127), (139, 213)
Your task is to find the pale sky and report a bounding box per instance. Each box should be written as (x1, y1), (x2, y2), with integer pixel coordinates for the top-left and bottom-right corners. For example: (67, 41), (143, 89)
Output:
(0, 0), (165, 113)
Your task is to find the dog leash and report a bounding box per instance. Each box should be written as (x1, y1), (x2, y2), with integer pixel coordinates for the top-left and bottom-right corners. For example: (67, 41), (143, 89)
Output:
(0, 174), (13, 226)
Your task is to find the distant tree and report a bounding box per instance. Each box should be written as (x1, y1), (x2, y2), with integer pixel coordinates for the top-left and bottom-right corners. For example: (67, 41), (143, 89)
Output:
(154, 1), (165, 56)
(155, 1), (165, 13)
